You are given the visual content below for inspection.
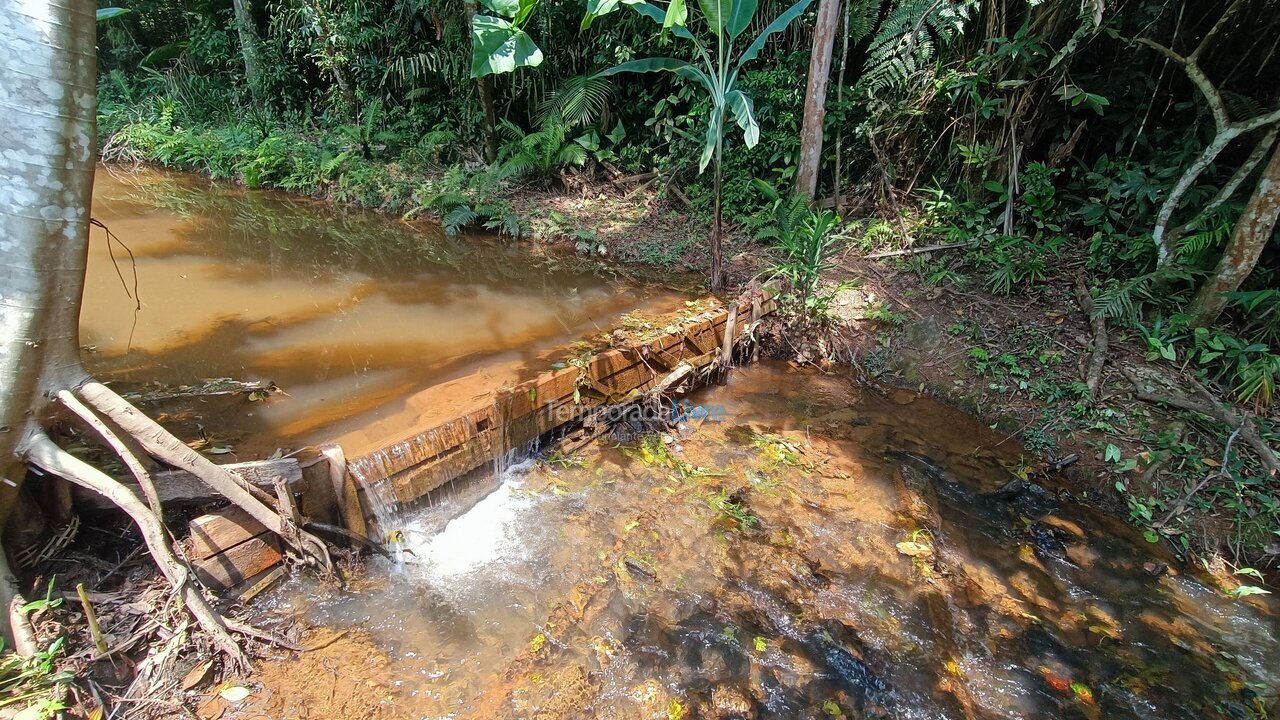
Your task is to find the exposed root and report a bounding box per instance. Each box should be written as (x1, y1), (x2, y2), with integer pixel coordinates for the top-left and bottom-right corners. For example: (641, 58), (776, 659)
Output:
(1074, 275), (1108, 404)
(23, 432), (250, 669)
(1122, 366), (1280, 476)
(76, 381), (333, 574)
(56, 389), (163, 518)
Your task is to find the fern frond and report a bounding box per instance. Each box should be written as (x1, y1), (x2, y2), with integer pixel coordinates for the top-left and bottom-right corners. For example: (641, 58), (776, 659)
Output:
(537, 75), (613, 128)
(861, 0), (975, 94)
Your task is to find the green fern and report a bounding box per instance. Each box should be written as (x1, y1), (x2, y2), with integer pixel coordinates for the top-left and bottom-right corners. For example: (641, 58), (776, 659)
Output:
(536, 75), (612, 129)
(862, 0), (976, 94)
(497, 118), (586, 181)
(1178, 207), (1234, 255)
(1093, 268), (1193, 322)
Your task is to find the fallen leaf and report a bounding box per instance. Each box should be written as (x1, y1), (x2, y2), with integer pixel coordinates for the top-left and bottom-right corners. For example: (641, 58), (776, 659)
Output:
(896, 541), (933, 558)
(182, 660), (214, 690)
(219, 685), (251, 703)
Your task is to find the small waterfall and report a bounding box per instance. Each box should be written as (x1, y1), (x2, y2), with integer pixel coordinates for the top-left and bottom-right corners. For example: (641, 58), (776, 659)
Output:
(347, 449), (403, 535)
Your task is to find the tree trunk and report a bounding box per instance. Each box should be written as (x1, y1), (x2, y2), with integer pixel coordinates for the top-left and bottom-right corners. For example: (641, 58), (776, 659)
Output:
(795, 0), (841, 202)
(0, 0), (96, 652)
(0, 0), (98, 526)
(0, 0), (331, 653)
(710, 132), (725, 292)
(465, 0), (499, 163)
(1188, 142), (1280, 327)
(231, 0), (267, 106)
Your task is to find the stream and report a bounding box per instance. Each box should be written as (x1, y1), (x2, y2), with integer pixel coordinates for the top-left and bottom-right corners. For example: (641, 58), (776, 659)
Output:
(250, 364), (1278, 719)
(88, 169), (1278, 719)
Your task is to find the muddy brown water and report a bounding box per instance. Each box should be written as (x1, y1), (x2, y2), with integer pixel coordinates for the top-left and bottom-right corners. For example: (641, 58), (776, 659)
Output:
(239, 363), (1278, 720)
(84, 166), (685, 456)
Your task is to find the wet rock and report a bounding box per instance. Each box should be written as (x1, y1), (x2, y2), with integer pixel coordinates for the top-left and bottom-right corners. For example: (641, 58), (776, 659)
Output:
(710, 684), (755, 719)
(1039, 514), (1087, 540)
(1028, 522), (1068, 558)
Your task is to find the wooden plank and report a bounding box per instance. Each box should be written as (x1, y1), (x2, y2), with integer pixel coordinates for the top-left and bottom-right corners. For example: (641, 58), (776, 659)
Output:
(228, 565), (287, 603)
(192, 535), (282, 593)
(389, 428), (496, 500)
(76, 458), (302, 511)
(188, 506), (267, 561)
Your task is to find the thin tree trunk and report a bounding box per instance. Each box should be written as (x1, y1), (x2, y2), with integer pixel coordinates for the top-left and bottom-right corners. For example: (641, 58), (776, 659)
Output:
(710, 133), (725, 292)
(464, 0), (499, 163)
(795, 0), (841, 201)
(832, 0), (849, 214)
(231, 0), (266, 107)
(1188, 142), (1280, 327)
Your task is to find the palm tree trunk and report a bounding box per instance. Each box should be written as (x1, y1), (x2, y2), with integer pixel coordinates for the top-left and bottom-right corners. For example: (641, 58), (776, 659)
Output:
(1188, 142), (1280, 327)
(464, 0), (499, 163)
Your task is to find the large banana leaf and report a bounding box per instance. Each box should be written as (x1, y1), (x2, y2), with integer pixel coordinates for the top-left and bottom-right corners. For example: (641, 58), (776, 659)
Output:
(697, 0), (731, 37)
(737, 0), (814, 66)
(595, 57), (711, 91)
(725, 89), (759, 147)
(725, 0), (757, 40)
(664, 0), (688, 30)
(626, 1), (696, 39)
(472, 15), (544, 77)
(699, 104), (724, 172)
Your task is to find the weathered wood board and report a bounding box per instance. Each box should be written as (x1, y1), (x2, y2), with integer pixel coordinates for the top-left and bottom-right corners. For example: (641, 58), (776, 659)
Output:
(187, 506), (284, 595)
(192, 534), (283, 593)
(76, 458), (302, 512)
(188, 506), (267, 561)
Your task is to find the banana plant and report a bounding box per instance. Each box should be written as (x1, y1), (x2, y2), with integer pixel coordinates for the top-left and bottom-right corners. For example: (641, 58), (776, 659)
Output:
(587, 0), (815, 290)
(472, 0), (544, 77)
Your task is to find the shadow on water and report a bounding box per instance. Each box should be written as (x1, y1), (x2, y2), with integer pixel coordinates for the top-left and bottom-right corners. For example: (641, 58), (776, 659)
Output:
(84, 166), (687, 454)
(244, 362), (1278, 720)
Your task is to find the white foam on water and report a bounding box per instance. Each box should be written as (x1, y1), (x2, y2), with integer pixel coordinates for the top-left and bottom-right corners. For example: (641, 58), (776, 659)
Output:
(396, 459), (538, 581)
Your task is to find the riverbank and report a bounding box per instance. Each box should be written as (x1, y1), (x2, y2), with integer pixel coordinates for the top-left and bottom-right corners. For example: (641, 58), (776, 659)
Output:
(95, 109), (1280, 576)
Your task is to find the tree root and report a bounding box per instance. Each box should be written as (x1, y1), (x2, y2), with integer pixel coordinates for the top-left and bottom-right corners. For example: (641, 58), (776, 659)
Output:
(1074, 276), (1108, 404)
(57, 390), (164, 518)
(1122, 366), (1280, 476)
(24, 433), (249, 669)
(76, 381), (333, 574)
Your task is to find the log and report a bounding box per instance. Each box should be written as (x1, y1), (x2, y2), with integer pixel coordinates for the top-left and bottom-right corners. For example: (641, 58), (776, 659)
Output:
(74, 458), (302, 511)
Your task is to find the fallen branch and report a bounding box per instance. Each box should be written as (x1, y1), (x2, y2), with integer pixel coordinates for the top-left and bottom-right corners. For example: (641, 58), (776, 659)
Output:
(25, 433), (248, 668)
(864, 242), (966, 259)
(58, 389), (164, 518)
(303, 522), (391, 559)
(77, 381), (333, 573)
(1074, 276), (1108, 403)
(1122, 367), (1280, 476)
(1159, 420), (1244, 528)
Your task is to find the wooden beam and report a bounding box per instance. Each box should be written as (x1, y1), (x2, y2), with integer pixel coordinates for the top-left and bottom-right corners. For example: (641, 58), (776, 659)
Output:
(75, 458), (302, 512)
(192, 534), (282, 593)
